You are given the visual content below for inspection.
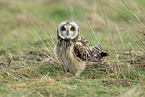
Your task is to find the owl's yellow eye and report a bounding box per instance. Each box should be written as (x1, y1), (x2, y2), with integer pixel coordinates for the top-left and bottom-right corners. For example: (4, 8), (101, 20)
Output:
(61, 26), (66, 31)
(70, 27), (75, 31)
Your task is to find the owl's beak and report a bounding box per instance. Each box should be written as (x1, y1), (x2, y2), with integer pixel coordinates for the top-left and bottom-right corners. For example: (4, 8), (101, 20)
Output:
(67, 30), (69, 35)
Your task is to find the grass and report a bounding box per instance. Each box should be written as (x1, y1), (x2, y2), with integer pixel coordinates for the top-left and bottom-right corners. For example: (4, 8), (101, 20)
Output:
(0, 0), (145, 96)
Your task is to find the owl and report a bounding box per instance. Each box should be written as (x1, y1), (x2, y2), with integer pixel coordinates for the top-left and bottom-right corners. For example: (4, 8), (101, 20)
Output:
(54, 20), (108, 76)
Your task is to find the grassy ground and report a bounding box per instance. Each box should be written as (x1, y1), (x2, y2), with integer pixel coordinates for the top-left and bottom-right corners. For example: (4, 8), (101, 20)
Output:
(0, 0), (145, 97)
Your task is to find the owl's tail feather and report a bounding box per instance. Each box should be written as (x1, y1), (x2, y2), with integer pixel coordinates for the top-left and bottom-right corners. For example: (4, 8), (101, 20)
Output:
(100, 51), (108, 58)
(94, 44), (108, 58)
(89, 45), (108, 63)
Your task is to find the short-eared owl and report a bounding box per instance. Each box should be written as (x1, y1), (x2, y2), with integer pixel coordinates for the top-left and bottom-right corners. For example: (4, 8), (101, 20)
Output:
(54, 20), (108, 76)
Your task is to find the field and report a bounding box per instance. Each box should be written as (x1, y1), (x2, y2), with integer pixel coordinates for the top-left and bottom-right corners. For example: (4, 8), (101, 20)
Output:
(0, 0), (145, 96)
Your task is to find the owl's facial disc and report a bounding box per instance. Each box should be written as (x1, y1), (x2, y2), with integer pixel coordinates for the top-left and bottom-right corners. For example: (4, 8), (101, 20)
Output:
(60, 25), (75, 39)
(58, 21), (79, 39)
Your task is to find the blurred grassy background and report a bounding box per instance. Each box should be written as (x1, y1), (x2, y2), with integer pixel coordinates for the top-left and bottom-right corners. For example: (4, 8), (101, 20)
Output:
(0, 0), (145, 97)
(0, 0), (144, 50)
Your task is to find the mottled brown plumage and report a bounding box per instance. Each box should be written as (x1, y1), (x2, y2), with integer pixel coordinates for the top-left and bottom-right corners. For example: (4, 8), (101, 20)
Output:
(54, 20), (108, 76)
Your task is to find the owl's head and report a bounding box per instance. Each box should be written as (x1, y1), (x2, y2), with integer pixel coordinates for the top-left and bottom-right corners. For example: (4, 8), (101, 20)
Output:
(57, 20), (79, 39)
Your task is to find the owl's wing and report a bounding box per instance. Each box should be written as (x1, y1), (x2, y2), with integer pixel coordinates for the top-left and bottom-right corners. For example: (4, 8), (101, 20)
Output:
(73, 36), (93, 60)
(77, 35), (92, 48)
(73, 36), (108, 61)
(73, 42), (92, 61)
